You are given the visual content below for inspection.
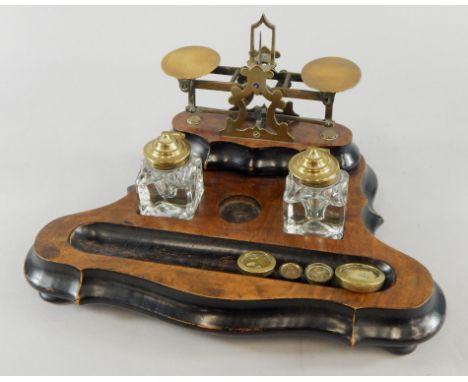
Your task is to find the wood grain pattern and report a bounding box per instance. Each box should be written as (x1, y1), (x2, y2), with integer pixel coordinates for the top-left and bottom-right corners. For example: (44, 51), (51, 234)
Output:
(32, 157), (433, 311)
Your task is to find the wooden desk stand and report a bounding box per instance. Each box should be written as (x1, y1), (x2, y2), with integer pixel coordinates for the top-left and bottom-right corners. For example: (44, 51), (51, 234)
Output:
(24, 112), (445, 354)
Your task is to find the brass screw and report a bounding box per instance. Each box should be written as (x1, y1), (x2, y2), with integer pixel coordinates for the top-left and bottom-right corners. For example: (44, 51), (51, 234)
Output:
(187, 115), (201, 126)
(320, 128), (339, 141)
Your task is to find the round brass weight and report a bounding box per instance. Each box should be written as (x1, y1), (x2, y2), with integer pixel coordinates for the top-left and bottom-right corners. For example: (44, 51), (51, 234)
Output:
(161, 46), (220, 80)
(335, 263), (385, 293)
(279, 263), (303, 280)
(237, 250), (276, 277)
(301, 57), (361, 93)
(305, 263), (334, 284)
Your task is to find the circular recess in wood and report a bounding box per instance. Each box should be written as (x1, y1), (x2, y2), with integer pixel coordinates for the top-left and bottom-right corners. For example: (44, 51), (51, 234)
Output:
(219, 195), (261, 224)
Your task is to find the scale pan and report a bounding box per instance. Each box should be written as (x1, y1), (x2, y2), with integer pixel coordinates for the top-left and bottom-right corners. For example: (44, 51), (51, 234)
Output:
(161, 46), (220, 80)
(301, 57), (361, 93)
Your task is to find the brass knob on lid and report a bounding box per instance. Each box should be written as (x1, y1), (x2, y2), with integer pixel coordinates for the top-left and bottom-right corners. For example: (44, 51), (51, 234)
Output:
(288, 148), (340, 187)
(161, 46), (221, 80)
(143, 131), (191, 170)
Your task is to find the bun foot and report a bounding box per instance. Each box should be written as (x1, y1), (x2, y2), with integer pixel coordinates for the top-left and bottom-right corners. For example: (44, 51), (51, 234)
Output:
(39, 292), (69, 303)
(384, 345), (418, 355)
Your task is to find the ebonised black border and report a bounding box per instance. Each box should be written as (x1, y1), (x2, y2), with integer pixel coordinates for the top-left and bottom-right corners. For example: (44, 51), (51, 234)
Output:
(184, 132), (361, 176)
(23, 164), (446, 354)
(24, 248), (445, 354)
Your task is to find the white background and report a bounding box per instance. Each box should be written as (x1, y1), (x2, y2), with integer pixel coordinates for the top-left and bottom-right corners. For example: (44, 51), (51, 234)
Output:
(1, 5), (467, 375)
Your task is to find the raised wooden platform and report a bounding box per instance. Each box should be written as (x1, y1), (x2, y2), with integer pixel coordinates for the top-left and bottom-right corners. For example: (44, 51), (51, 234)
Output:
(173, 111), (353, 149)
(24, 156), (445, 354)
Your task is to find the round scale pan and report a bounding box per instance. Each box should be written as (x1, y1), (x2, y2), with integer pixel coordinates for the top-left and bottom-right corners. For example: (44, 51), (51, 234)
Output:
(161, 45), (220, 80)
(301, 56), (361, 93)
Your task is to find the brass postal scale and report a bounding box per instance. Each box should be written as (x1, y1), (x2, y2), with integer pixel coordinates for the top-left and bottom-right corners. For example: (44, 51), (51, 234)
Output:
(25, 15), (445, 354)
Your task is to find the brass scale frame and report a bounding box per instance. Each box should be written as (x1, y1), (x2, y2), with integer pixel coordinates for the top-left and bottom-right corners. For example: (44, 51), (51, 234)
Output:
(177, 15), (338, 143)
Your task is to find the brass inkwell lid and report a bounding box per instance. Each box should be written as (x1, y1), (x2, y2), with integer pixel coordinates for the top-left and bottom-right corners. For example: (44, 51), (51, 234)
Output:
(143, 131), (191, 170)
(288, 148), (340, 187)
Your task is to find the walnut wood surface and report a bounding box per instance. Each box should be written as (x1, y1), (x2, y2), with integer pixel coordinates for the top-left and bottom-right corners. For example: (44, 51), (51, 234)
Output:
(33, 157), (433, 311)
(173, 111), (353, 149)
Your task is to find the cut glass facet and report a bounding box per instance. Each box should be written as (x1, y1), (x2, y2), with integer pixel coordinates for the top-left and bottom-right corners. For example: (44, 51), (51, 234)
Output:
(136, 155), (204, 220)
(283, 170), (349, 239)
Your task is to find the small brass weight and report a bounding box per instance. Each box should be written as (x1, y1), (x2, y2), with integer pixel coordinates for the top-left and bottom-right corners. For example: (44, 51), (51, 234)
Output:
(161, 14), (361, 143)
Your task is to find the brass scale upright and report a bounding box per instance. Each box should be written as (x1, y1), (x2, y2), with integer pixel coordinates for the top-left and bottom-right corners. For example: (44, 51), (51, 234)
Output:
(25, 15), (445, 354)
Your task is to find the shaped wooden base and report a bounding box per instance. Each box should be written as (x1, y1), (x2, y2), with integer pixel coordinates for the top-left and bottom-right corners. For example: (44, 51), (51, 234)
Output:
(24, 158), (445, 354)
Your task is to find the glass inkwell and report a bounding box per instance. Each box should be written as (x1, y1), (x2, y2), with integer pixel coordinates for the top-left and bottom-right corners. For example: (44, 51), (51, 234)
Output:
(283, 148), (349, 239)
(136, 131), (204, 220)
